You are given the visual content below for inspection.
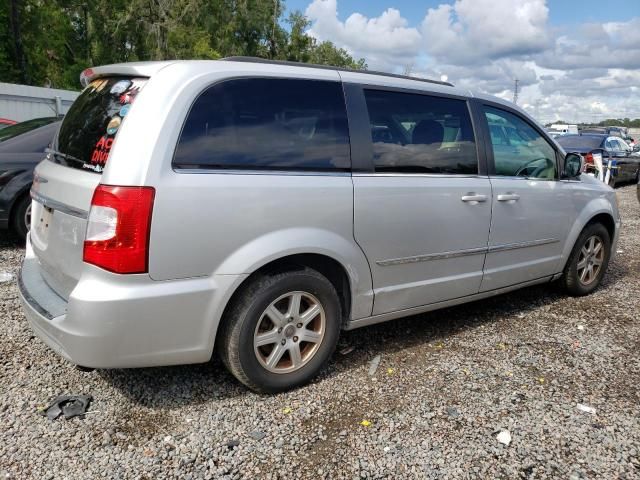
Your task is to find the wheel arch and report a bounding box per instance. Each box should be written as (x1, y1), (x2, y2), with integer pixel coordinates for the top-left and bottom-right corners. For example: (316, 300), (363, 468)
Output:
(211, 252), (360, 361)
(8, 185), (32, 232)
(586, 212), (616, 242)
(560, 200), (618, 272)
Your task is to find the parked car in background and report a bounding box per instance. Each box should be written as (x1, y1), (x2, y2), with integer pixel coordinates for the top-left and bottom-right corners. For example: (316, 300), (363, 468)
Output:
(0, 118), (17, 130)
(19, 59), (620, 393)
(581, 126), (626, 139)
(556, 133), (640, 187)
(549, 124), (578, 135)
(546, 128), (566, 138)
(0, 117), (61, 239)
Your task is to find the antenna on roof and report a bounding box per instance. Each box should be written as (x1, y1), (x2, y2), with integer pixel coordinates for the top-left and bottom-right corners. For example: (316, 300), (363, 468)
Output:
(513, 78), (519, 105)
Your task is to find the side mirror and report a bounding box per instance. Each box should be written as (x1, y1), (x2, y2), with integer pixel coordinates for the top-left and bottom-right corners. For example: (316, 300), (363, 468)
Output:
(563, 152), (583, 178)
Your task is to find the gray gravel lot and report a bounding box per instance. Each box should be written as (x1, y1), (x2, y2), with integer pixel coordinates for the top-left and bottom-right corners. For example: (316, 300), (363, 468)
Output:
(1, 185), (639, 479)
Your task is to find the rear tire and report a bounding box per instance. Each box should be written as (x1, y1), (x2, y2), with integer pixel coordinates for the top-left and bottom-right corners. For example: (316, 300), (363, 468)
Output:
(218, 268), (341, 393)
(11, 194), (31, 241)
(560, 223), (611, 296)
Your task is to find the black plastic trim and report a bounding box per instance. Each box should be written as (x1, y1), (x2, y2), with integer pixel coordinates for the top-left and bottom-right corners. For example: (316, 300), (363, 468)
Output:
(18, 268), (54, 321)
(342, 83), (374, 173)
(469, 98), (489, 176)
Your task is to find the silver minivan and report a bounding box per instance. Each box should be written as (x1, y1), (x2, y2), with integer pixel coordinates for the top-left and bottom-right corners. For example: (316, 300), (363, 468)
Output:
(19, 58), (620, 392)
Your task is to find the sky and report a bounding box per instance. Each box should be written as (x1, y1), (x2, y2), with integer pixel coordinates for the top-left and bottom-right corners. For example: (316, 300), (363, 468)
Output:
(285, 0), (640, 123)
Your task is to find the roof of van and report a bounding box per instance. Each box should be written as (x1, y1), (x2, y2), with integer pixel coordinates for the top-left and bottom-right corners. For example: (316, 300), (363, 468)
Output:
(80, 58), (526, 120)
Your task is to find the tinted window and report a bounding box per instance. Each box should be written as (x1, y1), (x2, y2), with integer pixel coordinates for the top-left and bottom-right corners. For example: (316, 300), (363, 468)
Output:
(173, 78), (350, 171)
(556, 135), (604, 151)
(53, 77), (147, 173)
(484, 106), (556, 180)
(363, 89), (477, 174)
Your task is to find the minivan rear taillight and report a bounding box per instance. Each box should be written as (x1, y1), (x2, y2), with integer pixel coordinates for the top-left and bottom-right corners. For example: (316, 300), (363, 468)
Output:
(83, 185), (155, 274)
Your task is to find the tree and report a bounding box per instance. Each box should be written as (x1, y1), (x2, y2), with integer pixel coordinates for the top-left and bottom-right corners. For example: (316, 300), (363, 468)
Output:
(0, 0), (366, 91)
(282, 10), (366, 70)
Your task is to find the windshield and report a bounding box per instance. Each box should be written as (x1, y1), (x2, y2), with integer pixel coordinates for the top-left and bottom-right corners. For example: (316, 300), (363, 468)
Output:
(52, 76), (147, 173)
(556, 135), (603, 150)
(0, 117), (58, 142)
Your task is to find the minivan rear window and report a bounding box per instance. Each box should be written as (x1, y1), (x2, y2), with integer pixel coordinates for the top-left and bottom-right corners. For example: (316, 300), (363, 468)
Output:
(51, 77), (147, 173)
(173, 78), (350, 171)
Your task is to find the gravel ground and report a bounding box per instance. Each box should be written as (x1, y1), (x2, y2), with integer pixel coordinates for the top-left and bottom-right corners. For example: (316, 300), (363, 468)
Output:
(1, 185), (639, 480)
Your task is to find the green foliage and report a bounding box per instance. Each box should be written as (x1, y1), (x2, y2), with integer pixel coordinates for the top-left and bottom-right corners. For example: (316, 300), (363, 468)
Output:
(0, 0), (366, 91)
(309, 41), (367, 70)
(597, 118), (640, 128)
(547, 119), (640, 129)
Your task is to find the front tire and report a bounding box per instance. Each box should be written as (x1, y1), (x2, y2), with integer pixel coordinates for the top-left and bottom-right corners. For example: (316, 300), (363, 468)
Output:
(218, 268), (341, 393)
(560, 223), (611, 296)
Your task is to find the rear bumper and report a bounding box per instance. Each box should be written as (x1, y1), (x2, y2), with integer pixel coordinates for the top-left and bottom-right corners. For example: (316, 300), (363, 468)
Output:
(18, 236), (245, 368)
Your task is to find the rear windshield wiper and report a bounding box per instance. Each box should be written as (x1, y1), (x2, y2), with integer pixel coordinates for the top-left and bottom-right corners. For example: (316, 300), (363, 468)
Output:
(45, 148), (84, 166)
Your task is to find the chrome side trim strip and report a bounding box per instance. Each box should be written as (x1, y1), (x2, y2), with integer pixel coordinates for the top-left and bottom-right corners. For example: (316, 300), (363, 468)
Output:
(173, 168), (351, 177)
(376, 246), (487, 266)
(487, 238), (559, 253)
(30, 190), (88, 220)
(352, 173), (486, 179)
(376, 238), (559, 267)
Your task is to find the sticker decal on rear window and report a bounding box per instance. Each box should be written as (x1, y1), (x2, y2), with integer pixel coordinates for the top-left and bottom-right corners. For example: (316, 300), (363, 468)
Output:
(87, 136), (114, 172)
(106, 116), (121, 135)
(110, 80), (131, 95)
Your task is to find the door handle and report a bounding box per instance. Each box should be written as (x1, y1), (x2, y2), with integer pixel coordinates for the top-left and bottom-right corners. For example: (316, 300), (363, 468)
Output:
(497, 193), (520, 202)
(461, 194), (488, 203)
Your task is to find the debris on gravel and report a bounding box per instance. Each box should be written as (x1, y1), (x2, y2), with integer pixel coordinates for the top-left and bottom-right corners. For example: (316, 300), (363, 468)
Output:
(1, 185), (639, 479)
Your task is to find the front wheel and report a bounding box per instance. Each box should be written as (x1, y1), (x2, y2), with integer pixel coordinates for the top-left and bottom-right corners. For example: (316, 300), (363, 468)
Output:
(218, 268), (341, 393)
(560, 223), (611, 296)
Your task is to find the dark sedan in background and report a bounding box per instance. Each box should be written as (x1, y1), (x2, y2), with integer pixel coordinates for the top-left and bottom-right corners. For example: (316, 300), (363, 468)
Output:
(0, 117), (60, 239)
(556, 133), (639, 187)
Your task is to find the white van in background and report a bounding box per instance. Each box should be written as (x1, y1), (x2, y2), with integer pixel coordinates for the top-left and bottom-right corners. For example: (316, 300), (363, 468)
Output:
(548, 124), (579, 136)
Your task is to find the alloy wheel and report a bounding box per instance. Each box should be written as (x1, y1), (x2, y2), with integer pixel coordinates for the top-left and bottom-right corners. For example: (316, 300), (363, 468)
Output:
(577, 235), (604, 286)
(253, 291), (326, 374)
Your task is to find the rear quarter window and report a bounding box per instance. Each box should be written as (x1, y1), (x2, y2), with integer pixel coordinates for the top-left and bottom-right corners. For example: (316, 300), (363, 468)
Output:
(173, 78), (350, 171)
(52, 77), (147, 173)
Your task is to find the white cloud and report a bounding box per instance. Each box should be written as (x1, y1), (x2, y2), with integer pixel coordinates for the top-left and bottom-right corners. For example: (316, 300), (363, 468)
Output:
(305, 0), (422, 69)
(535, 19), (640, 70)
(302, 0), (640, 123)
(422, 0), (551, 64)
